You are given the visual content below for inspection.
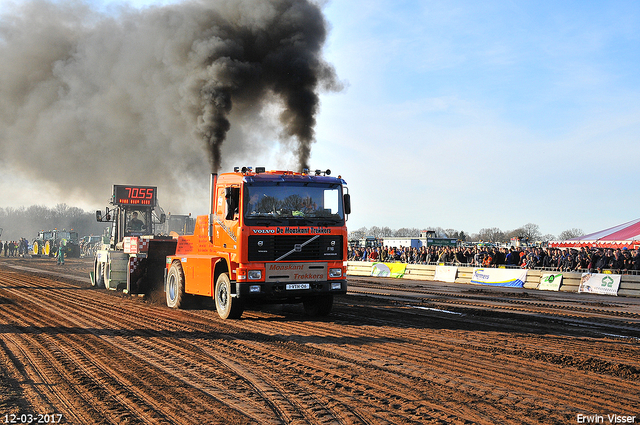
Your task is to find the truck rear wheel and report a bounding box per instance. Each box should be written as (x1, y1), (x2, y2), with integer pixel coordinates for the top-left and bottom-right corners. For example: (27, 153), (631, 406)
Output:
(166, 262), (186, 309)
(303, 294), (334, 317)
(94, 260), (105, 288)
(215, 273), (244, 319)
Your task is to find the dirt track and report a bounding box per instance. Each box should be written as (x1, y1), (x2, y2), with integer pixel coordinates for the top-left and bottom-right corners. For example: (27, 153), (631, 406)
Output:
(0, 257), (638, 425)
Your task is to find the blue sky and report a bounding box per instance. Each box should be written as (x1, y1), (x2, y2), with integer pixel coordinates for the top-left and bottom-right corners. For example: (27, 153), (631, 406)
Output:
(313, 0), (640, 237)
(1, 0), (639, 238)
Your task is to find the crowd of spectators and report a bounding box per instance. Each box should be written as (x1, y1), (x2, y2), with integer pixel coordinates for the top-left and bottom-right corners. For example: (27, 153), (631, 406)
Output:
(0, 238), (29, 257)
(348, 244), (640, 274)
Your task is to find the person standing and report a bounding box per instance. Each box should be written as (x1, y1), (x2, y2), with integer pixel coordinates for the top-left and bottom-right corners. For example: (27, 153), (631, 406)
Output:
(57, 240), (65, 265)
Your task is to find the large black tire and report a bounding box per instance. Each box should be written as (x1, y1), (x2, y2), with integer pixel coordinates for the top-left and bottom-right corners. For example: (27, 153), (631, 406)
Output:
(91, 259), (98, 287)
(303, 294), (334, 317)
(104, 262), (111, 288)
(215, 272), (244, 319)
(94, 260), (105, 288)
(166, 261), (186, 309)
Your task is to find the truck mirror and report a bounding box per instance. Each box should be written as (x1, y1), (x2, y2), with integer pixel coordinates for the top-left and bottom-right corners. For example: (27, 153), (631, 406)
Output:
(343, 194), (351, 215)
(160, 213), (166, 224)
(96, 210), (102, 222)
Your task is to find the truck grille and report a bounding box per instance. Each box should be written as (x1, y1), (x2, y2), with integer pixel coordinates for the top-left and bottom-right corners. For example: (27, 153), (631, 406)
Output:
(248, 235), (343, 262)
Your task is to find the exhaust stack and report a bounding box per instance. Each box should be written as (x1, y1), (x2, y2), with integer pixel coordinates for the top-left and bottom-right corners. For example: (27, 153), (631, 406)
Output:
(209, 173), (217, 243)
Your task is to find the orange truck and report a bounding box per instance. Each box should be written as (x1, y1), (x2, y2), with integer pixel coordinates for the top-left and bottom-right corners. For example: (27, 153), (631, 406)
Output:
(165, 167), (351, 319)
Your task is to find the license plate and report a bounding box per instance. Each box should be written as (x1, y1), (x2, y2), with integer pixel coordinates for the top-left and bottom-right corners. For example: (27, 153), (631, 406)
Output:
(286, 283), (310, 290)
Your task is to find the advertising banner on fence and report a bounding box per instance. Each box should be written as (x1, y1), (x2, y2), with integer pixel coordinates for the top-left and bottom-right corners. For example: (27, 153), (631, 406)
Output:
(579, 273), (621, 296)
(471, 268), (527, 287)
(435, 265), (458, 283)
(538, 273), (563, 291)
(371, 262), (407, 278)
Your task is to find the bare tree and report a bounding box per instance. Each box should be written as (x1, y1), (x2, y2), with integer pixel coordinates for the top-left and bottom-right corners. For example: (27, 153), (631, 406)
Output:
(0, 204), (105, 241)
(394, 228), (419, 237)
(519, 223), (542, 241)
(369, 226), (384, 238)
(381, 226), (393, 237)
(504, 228), (520, 242)
(444, 229), (457, 238)
(349, 227), (366, 240)
(477, 227), (506, 243)
(443, 229), (467, 240)
(558, 228), (584, 241)
(431, 227), (447, 238)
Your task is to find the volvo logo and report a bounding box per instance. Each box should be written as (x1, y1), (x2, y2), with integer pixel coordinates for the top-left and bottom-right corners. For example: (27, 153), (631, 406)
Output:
(294, 244), (302, 252)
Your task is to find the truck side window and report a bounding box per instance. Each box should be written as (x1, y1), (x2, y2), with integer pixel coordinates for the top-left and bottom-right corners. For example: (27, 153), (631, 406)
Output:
(225, 187), (240, 220)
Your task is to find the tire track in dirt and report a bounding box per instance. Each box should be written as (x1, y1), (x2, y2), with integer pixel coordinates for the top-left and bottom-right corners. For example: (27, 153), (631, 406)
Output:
(0, 270), (495, 423)
(227, 320), (559, 424)
(0, 334), (90, 424)
(1, 271), (384, 423)
(222, 304), (640, 422)
(2, 261), (640, 424)
(0, 292), (249, 424)
(350, 280), (640, 323)
(0, 273), (262, 424)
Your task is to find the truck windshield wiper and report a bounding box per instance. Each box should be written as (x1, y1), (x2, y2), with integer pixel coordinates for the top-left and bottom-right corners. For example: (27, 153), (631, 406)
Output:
(286, 216), (315, 226)
(250, 217), (288, 226)
(313, 220), (338, 227)
(254, 220), (273, 226)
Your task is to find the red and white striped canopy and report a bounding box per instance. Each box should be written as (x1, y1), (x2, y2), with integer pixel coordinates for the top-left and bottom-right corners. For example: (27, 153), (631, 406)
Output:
(550, 218), (640, 249)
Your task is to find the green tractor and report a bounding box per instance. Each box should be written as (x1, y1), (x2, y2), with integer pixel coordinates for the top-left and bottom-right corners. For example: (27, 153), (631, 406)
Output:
(32, 229), (80, 258)
(32, 230), (54, 256)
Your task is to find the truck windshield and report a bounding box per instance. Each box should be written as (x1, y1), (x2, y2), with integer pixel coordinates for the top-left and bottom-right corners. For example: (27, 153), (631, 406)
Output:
(125, 208), (152, 236)
(244, 183), (344, 225)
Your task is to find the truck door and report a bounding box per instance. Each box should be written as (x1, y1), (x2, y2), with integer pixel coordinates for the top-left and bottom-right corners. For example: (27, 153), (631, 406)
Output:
(213, 185), (240, 254)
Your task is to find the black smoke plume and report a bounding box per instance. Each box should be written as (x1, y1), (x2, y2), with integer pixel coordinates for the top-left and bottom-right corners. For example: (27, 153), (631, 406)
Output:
(0, 0), (340, 209)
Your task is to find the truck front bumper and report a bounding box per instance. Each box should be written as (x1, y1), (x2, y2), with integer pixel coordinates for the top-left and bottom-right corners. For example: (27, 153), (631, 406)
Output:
(235, 279), (347, 301)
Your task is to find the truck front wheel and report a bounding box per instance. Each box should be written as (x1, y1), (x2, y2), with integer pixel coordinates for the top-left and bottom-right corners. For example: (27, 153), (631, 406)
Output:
(303, 294), (334, 317)
(215, 273), (244, 320)
(166, 262), (186, 309)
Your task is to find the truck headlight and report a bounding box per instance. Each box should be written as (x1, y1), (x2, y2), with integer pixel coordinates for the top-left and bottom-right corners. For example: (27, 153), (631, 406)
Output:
(248, 270), (262, 280)
(331, 282), (342, 290)
(329, 268), (342, 278)
(249, 285), (261, 293)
